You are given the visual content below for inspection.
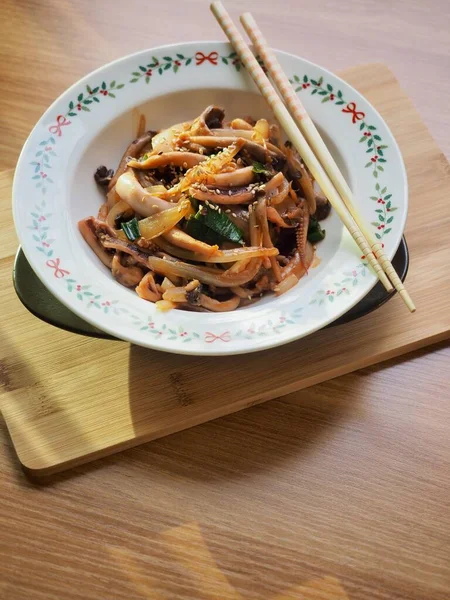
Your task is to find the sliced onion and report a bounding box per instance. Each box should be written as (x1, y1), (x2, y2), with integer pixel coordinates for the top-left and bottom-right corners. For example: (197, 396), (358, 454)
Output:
(254, 119), (270, 140)
(144, 185), (169, 198)
(156, 300), (176, 311)
(162, 280), (200, 303)
(162, 287), (188, 303)
(138, 199), (191, 240)
(160, 277), (176, 292)
(226, 258), (252, 274)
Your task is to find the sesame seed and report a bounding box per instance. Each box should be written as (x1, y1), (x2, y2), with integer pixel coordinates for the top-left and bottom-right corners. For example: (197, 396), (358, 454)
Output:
(215, 188), (221, 194)
(225, 209), (231, 213)
(228, 190), (232, 196)
(182, 162), (188, 169)
(232, 212), (237, 218)
(248, 295), (252, 300)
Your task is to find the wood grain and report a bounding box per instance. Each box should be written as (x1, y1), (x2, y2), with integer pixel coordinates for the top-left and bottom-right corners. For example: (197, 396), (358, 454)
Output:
(1, 2), (450, 599)
(1, 0), (449, 171)
(1, 62), (450, 477)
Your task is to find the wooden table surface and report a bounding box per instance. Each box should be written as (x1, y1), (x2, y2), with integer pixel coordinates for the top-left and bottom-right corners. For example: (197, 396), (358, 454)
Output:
(1, 1), (449, 599)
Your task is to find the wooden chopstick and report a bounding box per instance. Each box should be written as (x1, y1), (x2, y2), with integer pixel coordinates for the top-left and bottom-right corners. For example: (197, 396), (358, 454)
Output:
(210, 1), (395, 297)
(240, 12), (415, 313)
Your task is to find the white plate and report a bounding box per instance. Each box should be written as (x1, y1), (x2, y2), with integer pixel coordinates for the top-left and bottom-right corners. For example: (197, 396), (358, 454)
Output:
(13, 42), (407, 355)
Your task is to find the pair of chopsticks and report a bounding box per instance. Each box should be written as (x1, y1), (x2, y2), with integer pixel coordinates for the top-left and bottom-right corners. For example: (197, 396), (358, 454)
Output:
(210, 2), (415, 312)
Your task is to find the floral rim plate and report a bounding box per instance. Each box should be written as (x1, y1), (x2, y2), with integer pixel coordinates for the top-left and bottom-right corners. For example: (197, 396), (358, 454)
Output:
(13, 42), (407, 356)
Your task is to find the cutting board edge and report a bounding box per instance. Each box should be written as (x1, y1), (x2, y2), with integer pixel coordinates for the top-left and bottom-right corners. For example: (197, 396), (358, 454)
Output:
(10, 329), (450, 477)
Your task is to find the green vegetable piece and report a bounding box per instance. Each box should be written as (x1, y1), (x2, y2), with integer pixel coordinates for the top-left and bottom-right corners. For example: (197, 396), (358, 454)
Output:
(185, 216), (224, 245)
(200, 206), (244, 243)
(252, 161), (270, 176)
(121, 217), (140, 241)
(307, 217), (326, 243)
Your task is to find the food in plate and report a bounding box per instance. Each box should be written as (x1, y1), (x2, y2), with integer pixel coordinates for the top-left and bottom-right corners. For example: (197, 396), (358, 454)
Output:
(79, 105), (331, 312)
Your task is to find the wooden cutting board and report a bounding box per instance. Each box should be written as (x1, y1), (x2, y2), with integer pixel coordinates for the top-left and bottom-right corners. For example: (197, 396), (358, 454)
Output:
(1, 63), (449, 477)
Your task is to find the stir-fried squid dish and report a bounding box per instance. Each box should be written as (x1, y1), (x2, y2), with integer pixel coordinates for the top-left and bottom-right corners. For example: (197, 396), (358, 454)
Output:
(79, 106), (331, 312)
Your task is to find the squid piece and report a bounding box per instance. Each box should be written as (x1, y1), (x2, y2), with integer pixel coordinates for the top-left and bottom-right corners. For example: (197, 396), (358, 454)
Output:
(188, 136), (285, 166)
(108, 131), (154, 191)
(287, 197), (310, 272)
(150, 121), (188, 154)
(266, 206), (293, 228)
(190, 184), (255, 204)
(163, 227), (219, 256)
(78, 217), (116, 268)
(265, 173), (290, 206)
(187, 105), (225, 136)
(136, 272), (162, 302)
(277, 241), (315, 287)
(255, 198), (282, 282)
(115, 171), (218, 255)
(115, 170), (174, 216)
(153, 237), (278, 262)
(199, 294), (241, 312)
(204, 166), (254, 187)
(127, 152), (206, 170)
(284, 141), (316, 214)
(98, 202), (109, 221)
(101, 235), (265, 287)
(165, 139), (245, 197)
(112, 253), (145, 287)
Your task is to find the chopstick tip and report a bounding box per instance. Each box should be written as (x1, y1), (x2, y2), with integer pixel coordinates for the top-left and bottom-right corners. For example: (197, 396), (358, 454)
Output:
(210, 0), (223, 13)
(399, 289), (416, 313)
